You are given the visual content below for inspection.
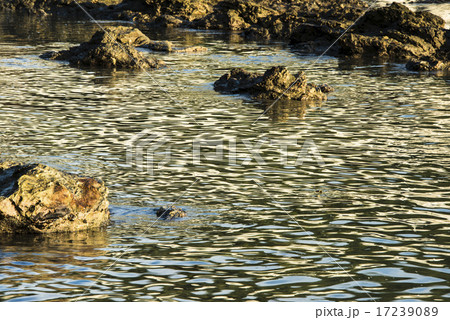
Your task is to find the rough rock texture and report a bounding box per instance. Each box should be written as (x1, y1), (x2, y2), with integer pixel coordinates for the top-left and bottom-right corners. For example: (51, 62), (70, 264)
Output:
(343, 3), (449, 71)
(40, 26), (164, 69)
(406, 56), (450, 71)
(4, 1), (450, 71)
(0, 0), (121, 15)
(339, 4), (447, 59)
(214, 66), (332, 101)
(0, 161), (110, 233)
(155, 205), (187, 220)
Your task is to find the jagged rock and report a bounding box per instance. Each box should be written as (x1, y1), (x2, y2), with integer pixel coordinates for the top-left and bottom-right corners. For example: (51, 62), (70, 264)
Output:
(406, 56), (450, 71)
(5, 1), (450, 72)
(155, 205), (187, 220)
(214, 66), (331, 101)
(0, 0), (121, 15)
(89, 25), (152, 47)
(40, 26), (164, 69)
(0, 161), (110, 233)
(193, 0), (277, 31)
(337, 3), (449, 69)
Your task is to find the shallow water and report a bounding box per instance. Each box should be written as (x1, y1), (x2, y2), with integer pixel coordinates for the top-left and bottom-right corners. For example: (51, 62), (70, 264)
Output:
(0, 12), (449, 301)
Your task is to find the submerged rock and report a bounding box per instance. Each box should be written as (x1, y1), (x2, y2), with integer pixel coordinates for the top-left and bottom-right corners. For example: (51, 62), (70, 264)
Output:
(141, 40), (208, 53)
(0, 161), (110, 233)
(155, 205), (187, 220)
(214, 66), (332, 101)
(40, 26), (164, 69)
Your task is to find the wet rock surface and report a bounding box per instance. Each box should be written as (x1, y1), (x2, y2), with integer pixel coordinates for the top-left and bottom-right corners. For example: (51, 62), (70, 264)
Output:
(155, 205), (187, 220)
(214, 66), (332, 101)
(4, 1), (450, 71)
(141, 40), (208, 53)
(0, 0), (121, 15)
(40, 26), (165, 69)
(0, 161), (110, 233)
(338, 3), (449, 70)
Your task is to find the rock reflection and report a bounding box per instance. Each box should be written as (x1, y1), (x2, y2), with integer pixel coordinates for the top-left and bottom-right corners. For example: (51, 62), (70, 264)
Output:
(261, 99), (319, 122)
(0, 230), (109, 258)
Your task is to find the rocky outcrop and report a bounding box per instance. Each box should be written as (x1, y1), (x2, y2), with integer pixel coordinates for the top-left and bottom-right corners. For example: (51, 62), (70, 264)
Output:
(0, 161), (110, 233)
(155, 205), (187, 220)
(5, 1), (450, 71)
(214, 66), (332, 101)
(339, 4), (448, 63)
(0, 0), (121, 15)
(41, 26), (164, 69)
(40, 25), (206, 68)
(405, 56), (450, 71)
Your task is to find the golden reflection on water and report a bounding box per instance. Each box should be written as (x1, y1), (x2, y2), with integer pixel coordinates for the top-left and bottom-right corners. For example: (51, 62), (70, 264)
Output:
(0, 12), (449, 301)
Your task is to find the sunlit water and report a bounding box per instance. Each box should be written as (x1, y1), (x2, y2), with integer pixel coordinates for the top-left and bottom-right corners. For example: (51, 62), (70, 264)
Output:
(0, 13), (449, 302)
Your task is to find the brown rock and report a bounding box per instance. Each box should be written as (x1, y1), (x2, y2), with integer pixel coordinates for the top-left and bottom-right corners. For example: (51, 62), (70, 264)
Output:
(40, 26), (164, 69)
(338, 3), (448, 66)
(214, 66), (330, 101)
(0, 161), (110, 233)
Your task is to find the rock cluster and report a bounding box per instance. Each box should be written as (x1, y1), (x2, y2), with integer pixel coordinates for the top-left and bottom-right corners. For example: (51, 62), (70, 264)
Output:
(338, 3), (450, 71)
(0, 161), (110, 233)
(40, 25), (207, 68)
(40, 26), (165, 69)
(7, 1), (450, 71)
(214, 66), (332, 101)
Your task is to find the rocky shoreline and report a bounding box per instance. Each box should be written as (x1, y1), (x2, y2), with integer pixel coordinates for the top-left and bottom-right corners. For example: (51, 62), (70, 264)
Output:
(2, 0), (449, 72)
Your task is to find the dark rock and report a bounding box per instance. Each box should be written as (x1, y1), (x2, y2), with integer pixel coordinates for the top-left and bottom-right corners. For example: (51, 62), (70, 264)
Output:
(141, 40), (208, 53)
(193, 0), (276, 31)
(337, 3), (449, 69)
(214, 66), (330, 101)
(40, 26), (164, 69)
(0, 161), (110, 233)
(5, 1), (450, 72)
(155, 205), (187, 220)
(0, 0), (121, 15)
(406, 56), (450, 71)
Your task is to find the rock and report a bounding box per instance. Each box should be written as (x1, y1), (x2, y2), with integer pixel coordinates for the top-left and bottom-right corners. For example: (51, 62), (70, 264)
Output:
(0, 161), (110, 233)
(193, 0), (277, 31)
(7, 1), (450, 72)
(89, 25), (152, 47)
(141, 0), (212, 21)
(155, 205), (187, 220)
(406, 56), (450, 71)
(214, 66), (330, 101)
(142, 40), (208, 53)
(0, 0), (122, 15)
(337, 3), (449, 69)
(40, 26), (164, 69)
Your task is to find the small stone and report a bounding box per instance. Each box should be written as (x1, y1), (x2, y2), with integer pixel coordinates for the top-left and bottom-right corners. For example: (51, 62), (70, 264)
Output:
(155, 205), (187, 220)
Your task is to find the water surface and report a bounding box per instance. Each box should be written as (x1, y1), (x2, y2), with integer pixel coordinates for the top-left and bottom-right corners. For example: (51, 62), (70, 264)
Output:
(0, 13), (449, 301)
